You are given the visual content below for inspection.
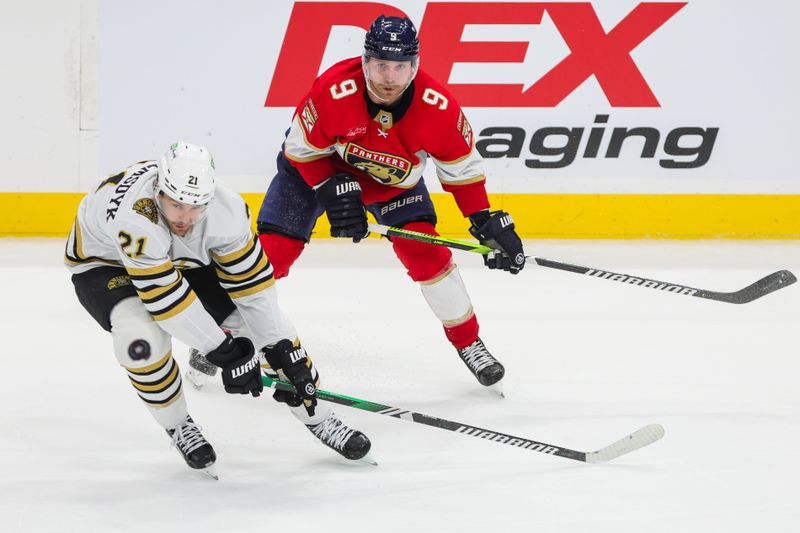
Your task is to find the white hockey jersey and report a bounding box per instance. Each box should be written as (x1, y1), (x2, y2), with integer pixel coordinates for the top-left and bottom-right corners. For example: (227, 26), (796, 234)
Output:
(65, 161), (295, 353)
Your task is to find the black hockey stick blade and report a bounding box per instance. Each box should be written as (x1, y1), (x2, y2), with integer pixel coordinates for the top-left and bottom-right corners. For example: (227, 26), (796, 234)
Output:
(368, 223), (796, 304)
(534, 258), (797, 304)
(263, 376), (664, 463)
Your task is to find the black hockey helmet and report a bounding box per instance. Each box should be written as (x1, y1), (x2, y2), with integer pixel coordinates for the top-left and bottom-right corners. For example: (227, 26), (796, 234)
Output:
(364, 15), (419, 62)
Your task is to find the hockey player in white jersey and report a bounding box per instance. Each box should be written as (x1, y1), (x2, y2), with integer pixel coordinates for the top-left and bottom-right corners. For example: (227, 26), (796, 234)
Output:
(65, 142), (371, 478)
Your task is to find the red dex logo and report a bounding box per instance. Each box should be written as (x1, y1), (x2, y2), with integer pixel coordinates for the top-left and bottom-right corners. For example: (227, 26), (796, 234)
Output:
(265, 2), (686, 108)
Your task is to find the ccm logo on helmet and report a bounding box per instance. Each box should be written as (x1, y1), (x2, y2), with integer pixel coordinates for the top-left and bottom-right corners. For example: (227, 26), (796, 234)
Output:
(266, 2), (685, 108)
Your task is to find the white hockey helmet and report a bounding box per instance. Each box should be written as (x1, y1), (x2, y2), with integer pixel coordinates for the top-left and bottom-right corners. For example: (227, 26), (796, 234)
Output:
(157, 142), (216, 205)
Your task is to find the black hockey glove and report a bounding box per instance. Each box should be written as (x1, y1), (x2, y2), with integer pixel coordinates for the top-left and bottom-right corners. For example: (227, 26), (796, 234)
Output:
(205, 335), (263, 397)
(468, 210), (526, 274)
(315, 173), (369, 242)
(262, 339), (318, 416)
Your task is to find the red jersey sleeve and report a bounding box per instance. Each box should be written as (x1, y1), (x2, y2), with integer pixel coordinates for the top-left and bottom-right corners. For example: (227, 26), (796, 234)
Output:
(282, 87), (339, 187)
(417, 74), (490, 216)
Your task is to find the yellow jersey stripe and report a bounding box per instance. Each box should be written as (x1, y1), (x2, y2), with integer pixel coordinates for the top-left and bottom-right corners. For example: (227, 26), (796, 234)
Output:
(152, 291), (197, 321)
(143, 390), (184, 409)
(216, 254), (269, 282)
(129, 364), (179, 392)
(124, 350), (173, 375)
(214, 235), (256, 265)
(136, 272), (184, 299)
(228, 277), (275, 299)
(74, 219), (87, 260)
(127, 260), (175, 277)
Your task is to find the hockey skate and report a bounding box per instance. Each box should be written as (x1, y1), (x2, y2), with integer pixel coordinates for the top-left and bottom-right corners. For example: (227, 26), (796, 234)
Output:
(166, 415), (218, 479)
(186, 348), (217, 390)
(306, 411), (375, 464)
(456, 337), (505, 394)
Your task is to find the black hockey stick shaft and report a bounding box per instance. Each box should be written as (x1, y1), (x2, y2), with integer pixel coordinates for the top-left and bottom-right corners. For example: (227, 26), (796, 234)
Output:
(263, 376), (664, 463)
(533, 258), (796, 304)
(368, 223), (796, 304)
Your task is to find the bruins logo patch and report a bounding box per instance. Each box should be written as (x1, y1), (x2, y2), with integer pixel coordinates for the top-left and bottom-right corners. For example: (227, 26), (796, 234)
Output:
(132, 198), (158, 224)
(107, 275), (132, 290)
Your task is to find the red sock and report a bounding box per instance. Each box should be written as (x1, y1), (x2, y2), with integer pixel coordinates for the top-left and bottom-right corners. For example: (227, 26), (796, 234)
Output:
(444, 314), (479, 349)
(258, 233), (304, 280)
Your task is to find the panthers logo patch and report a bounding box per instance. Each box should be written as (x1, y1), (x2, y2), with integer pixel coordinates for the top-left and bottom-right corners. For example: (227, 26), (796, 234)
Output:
(344, 143), (412, 186)
(457, 111), (473, 147)
(132, 198), (158, 224)
(107, 275), (132, 290)
(300, 98), (318, 134)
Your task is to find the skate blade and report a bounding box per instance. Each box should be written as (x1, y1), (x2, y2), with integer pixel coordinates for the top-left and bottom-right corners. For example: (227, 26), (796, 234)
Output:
(487, 381), (505, 398)
(358, 453), (378, 466)
(201, 465), (219, 480)
(185, 370), (207, 391)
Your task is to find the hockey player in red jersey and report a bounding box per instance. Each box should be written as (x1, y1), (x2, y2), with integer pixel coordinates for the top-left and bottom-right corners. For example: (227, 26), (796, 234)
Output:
(256, 15), (526, 388)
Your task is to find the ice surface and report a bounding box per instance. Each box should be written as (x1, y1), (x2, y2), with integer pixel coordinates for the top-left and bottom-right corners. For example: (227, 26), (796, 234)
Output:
(1, 238), (799, 532)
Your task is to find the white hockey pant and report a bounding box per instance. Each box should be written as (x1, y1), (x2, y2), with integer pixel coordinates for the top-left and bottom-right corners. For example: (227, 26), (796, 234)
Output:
(110, 297), (187, 429)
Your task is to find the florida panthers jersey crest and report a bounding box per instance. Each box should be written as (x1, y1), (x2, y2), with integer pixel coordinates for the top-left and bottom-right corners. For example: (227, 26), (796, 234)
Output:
(343, 143), (413, 186)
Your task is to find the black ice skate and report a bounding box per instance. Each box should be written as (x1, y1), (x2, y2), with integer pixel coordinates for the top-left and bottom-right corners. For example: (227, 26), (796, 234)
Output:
(457, 337), (505, 387)
(166, 416), (218, 479)
(306, 411), (373, 463)
(186, 348), (217, 390)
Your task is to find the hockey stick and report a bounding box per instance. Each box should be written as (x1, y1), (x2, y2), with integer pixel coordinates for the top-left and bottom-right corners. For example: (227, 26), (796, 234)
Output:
(263, 375), (664, 463)
(367, 223), (797, 304)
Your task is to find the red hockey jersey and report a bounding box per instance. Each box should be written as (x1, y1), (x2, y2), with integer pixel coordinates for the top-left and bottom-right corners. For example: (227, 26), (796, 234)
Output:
(283, 57), (490, 216)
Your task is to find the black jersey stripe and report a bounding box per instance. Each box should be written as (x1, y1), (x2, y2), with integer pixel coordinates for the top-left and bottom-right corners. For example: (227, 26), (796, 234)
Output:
(226, 276), (275, 299)
(172, 257), (207, 269)
(214, 234), (258, 268)
(124, 350), (173, 376)
(216, 253), (270, 285)
(214, 235), (261, 268)
(150, 290), (198, 321)
(126, 355), (175, 384)
(71, 219), (87, 261)
(128, 360), (177, 389)
(219, 266), (274, 290)
(128, 269), (177, 283)
(136, 275), (186, 305)
(129, 362), (179, 392)
(64, 220), (116, 265)
(137, 378), (183, 406)
(127, 260), (176, 279)
(141, 282), (191, 313)
(217, 267), (270, 287)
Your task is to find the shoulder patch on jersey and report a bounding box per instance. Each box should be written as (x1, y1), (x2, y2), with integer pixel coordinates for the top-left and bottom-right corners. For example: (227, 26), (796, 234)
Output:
(107, 274), (132, 290)
(132, 198), (159, 224)
(300, 98), (319, 134)
(457, 110), (473, 147)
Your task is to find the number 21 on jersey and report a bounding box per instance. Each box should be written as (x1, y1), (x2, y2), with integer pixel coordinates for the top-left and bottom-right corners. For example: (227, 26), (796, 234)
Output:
(118, 231), (146, 258)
